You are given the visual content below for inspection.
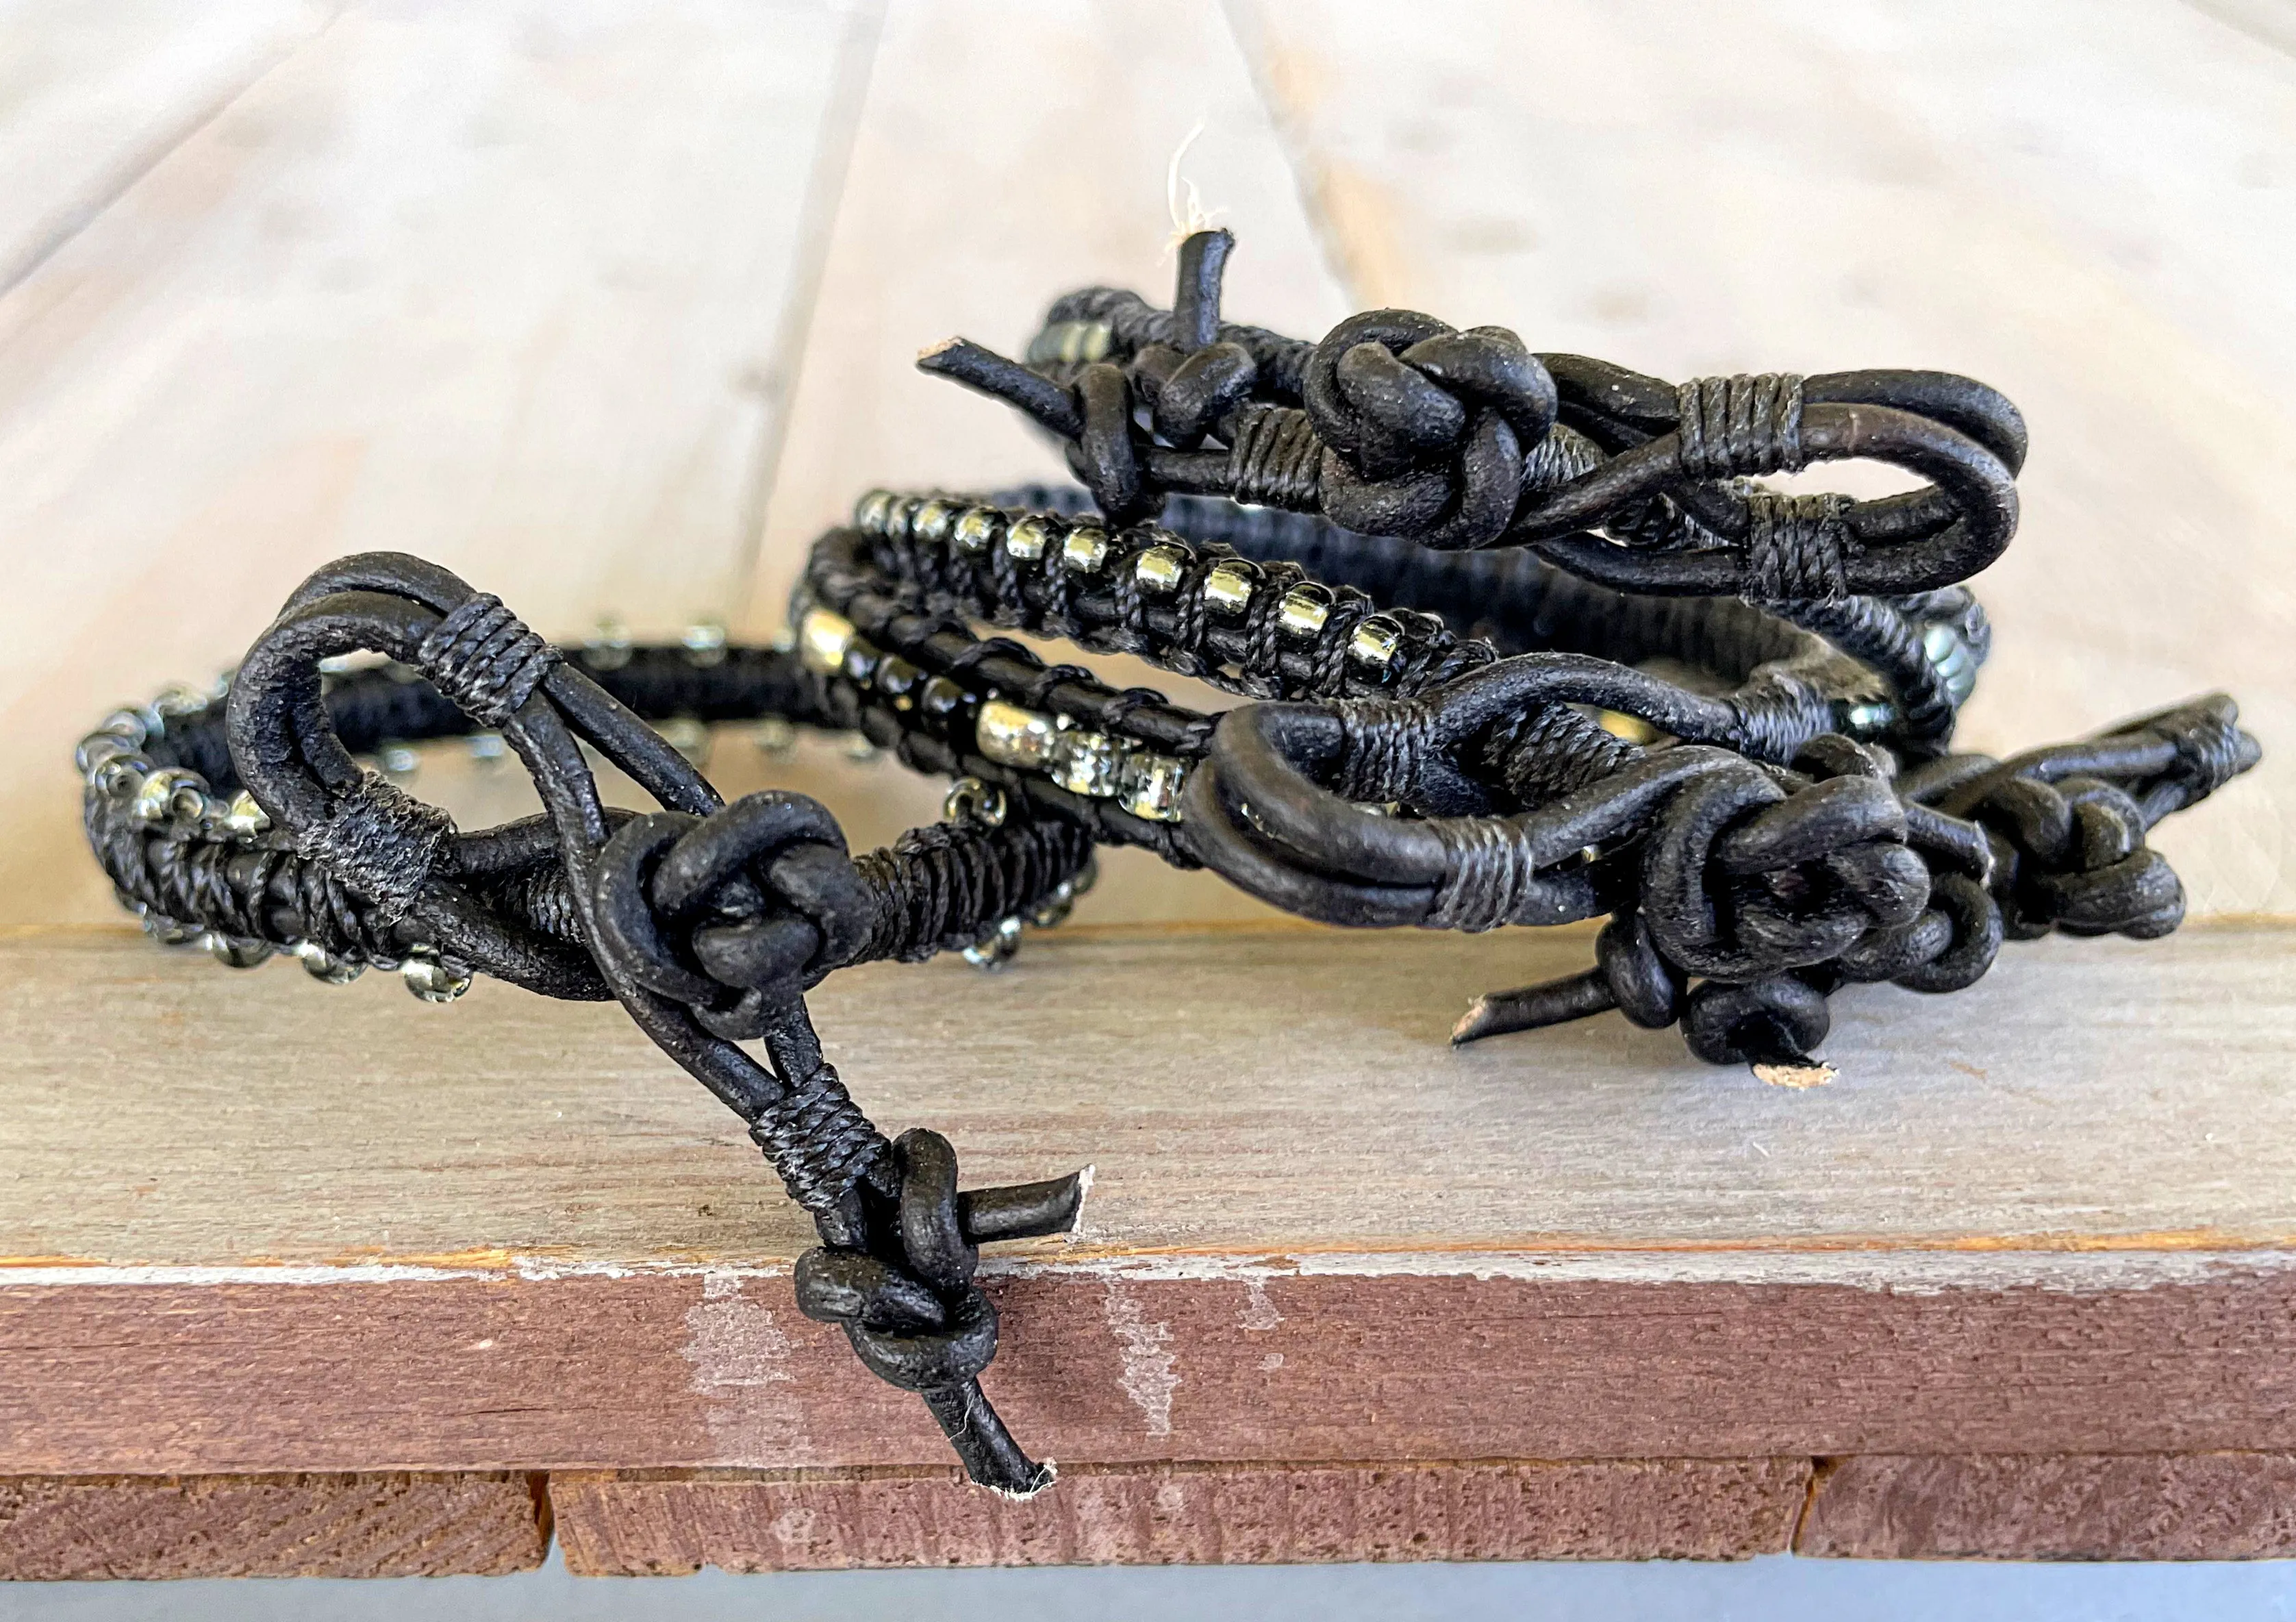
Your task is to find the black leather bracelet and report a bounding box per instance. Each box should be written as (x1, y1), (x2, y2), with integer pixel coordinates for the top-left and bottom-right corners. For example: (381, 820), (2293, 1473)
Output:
(76, 229), (2262, 1495)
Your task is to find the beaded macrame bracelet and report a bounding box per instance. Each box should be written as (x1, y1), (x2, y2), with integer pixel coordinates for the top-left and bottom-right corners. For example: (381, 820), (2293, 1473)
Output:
(79, 229), (2259, 1492)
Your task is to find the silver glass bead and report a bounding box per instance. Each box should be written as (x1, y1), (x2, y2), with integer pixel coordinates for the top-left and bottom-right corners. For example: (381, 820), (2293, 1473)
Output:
(952, 506), (1001, 554)
(961, 914), (1024, 972)
(583, 617), (632, 672)
(977, 699), (1061, 769)
(142, 910), (201, 947)
(1118, 752), (1189, 822)
(1202, 562), (1257, 615)
(942, 775), (1008, 829)
(752, 715), (797, 755)
(855, 489), (897, 534)
(467, 731), (508, 764)
(1028, 877), (1078, 929)
(1843, 701), (1895, 736)
(77, 730), (139, 777)
(403, 951), (472, 1003)
(152, 681), (210, 722)
(1133, 543), (1189, 593)
(203, 932), (274, 970)
(1350, 615), (1406, 672)
(1050, 729), (1121, 797)
(293, 940), (365, 984)
(97, 708), (150, 749)
(682, 621), (728, 668)
(798, 607), (857, 675)
(378, 743), (420, 777)
(658, 716), (713, 768)
(911, 499), (955, 545)
(134, 768), (210, 827)
(1277, 584), (1334, 638)
(222, 790), (271, 838)
(1005, 515), (1054, 564)
(94, 756), (149, 799)
(1060, 526), (1110, 574)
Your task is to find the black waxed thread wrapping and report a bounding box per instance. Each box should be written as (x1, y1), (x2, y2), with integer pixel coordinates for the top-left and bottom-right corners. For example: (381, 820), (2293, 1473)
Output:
(1226, 404), (1324, 508)
(1744, 490), (1852, 603)
(1680, 373), (1811, 481)
(416, 592), (559, 727)
(748, 1069), (889, 1214)
(1487, 704), (1640, 808)
(1335, 701), (1441, 805)
(294, 772), (453, 925)
(1428, 816), (1539, 933)
(2154, 703), (2252, 801)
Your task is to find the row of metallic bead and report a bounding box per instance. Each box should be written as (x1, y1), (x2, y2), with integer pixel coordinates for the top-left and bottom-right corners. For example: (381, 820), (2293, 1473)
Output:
(796, 601), (1190, 825)
(852, 489), (1415, 675)
(76, 679), (472, 1001)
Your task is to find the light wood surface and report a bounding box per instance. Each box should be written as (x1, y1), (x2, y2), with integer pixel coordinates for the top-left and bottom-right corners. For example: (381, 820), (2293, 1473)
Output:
(3, 0), (2293, 1574)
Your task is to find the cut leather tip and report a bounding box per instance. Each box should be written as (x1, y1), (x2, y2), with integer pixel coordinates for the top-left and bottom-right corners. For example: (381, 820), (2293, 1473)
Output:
(1752, 1059), (1837, 1089)
(991, 1460), (1058, 1502)
(1452, 996), (1506, 1047)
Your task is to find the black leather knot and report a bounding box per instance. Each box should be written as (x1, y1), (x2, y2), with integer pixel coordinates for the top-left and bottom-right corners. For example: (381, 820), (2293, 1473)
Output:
(794, 1129), (1001, 1394)
(1966, 773), (2184, 942)
(591, 790), (876, 1040)
(413, 592), (558, 727)
(1304, 310), (1557, 550)
(1643, 762), (1928, 986)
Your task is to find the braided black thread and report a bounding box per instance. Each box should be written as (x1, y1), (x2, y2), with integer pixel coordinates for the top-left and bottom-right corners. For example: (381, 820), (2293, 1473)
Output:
(856, 813), (1096, 963)
(1676, 373), (1806, 479)
(1773, 594), (1959, 749)
(414, 593), (559, 727)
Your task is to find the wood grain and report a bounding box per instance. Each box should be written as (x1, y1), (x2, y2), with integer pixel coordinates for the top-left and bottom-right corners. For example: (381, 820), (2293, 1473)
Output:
(0, 1471), (546, 1579)
(5, 922), (2291, 1267)
(0, 0), (872, 929)
(1231, 0), (2295, 916)
(1797, 1452), (2296, 1560)
(10, 1268), (2296, 1477)
(549, 1458), (1811, 1571)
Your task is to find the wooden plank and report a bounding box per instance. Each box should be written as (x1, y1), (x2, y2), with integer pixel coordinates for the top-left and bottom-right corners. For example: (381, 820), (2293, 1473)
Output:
(8, 1267), (2296, 1477)
(548, 1458), (1811, 1571)
(1228, 0), (2295, 916)
(2, 922), (2291, 1477)
(1796, 1452), (2296, 1561)
(0, 0), (873, 932)
(0, 1471), (546, 1579)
